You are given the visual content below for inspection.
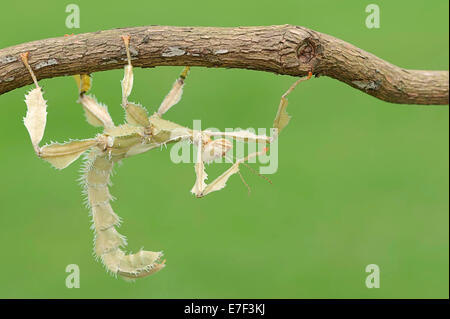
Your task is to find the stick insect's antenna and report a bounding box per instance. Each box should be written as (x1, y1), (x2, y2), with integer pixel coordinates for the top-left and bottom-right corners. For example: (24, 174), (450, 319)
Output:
(224, 149), (272, 196)
(238, 171), (251, 195)
(241, 162), (273, 185)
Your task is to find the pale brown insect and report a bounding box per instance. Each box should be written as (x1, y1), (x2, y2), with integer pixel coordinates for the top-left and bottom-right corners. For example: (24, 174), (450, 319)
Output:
(20, 35), (311, 279)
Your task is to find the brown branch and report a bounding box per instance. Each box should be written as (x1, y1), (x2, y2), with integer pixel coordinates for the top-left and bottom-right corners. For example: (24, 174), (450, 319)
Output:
(0, 25), (448, 105)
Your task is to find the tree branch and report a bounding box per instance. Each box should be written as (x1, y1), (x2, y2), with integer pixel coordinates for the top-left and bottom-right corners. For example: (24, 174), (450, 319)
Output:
(0, 25), (448, 105)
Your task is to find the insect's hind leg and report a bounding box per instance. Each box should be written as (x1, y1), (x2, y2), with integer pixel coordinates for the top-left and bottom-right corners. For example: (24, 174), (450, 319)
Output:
(20, 52), (45, 155)
(20, 52), (98, 170)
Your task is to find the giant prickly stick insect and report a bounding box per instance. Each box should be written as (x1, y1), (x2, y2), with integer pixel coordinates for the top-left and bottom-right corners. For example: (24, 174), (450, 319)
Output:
(20, 35), (312, 279)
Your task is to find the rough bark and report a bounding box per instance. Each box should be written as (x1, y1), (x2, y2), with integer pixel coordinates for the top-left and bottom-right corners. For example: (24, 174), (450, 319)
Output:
(0, 25), (448, 105)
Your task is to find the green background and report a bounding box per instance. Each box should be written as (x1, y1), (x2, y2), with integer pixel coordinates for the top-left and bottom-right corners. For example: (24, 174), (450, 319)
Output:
(0, 0), (448, 298)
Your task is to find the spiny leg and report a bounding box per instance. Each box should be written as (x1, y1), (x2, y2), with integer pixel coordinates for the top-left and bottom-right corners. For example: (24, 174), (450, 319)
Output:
(121, 35), (134, 109)
(63, 32), (114, 129)
(224, 153), (273, 193)
(20, 52), (46, 155)
(208, 71), (313, 169)
(73, 74), (114, 129)
(120, 35), (150, 127)
(192, 144), (268, 198)
(190, 129), (267, 198)
(191, 73), (312, 197)
(201, 130), (271, 194)
(190, 132), (208, 196)
(20, 52), (98, 169)
(207, 133), (273, 193)
(233, 73), (312, 190)
(157, 66), (190, 117)
(202, 71), (312, 146)
(203, 130), (271, 144)
(273, 71), (312, 138)
(121, 34), (188, 121)
(188, 124), (273, 197)
(203, 149), (268, 197)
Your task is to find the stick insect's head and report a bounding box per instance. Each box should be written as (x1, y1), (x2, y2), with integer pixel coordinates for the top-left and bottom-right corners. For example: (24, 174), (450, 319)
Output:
(202, 137), (233, 163)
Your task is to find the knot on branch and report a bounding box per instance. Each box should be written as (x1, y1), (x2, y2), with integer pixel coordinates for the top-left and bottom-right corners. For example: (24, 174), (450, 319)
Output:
(279, 26), (322, 76)
(297, 39), (316, 63)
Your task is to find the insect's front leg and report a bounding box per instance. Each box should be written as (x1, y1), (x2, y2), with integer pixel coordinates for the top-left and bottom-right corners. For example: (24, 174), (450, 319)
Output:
(203, 130), (272, 144)
(194, 144), (268, 198)
(190, 132), (208, 197)
(20, 52), (98, 169)
(272, 71), (313, 138)
(190, 129), (265, 198)
(201, 72), (312, 147)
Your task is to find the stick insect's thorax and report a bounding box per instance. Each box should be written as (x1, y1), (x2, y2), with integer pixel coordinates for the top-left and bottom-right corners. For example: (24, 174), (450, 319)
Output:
(149, 114), (192, 145)
(100, 114), (192, 159)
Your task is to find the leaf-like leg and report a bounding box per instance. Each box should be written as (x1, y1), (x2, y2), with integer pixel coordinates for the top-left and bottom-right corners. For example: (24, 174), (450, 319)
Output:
(119, 35), (150, 128)
(190, 132), (207, 196)
(196, 149), (267, 198)
(273, 71), (312, 137)
(204, 130), (271, 144)
(157, 66), (190, 117)
(190, 72), (311, 197)
(202, 72), (311, 145)
(189, 128), (266, 197)
(20, 52), (47, 155)
(40, 139), (98, 169)
(20, 52), (98, 169)
(74, 74), (114, 128)
(121, 35), (134, 108)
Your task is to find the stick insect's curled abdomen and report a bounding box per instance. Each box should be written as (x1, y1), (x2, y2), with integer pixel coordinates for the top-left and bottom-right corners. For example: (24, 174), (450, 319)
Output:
(83, 150), (165, 279)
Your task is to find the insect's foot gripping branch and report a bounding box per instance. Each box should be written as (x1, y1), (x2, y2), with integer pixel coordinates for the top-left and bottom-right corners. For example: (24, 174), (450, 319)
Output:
(74, 74), (91, 96)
